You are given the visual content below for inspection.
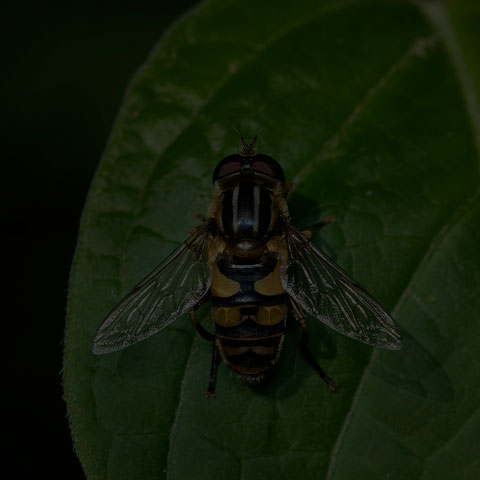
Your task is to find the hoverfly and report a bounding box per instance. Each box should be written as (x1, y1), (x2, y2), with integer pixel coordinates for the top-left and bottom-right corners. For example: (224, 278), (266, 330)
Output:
(93, 134), (401, 396)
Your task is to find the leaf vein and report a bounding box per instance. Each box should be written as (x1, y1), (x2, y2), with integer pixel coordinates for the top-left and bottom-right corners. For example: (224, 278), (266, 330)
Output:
(422, 406), (480, 471)
(165, 334), (198, 478)
(418, 0), (480, 164)
(326, 188), (480, 479)
(292, 35), (438, 191)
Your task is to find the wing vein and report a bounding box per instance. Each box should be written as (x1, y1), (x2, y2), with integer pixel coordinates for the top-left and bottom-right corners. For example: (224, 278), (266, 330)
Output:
(92, 226), (212, 354)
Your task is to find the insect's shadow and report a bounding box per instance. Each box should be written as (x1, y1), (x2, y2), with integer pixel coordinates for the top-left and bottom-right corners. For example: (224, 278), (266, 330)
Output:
(370, 329), (454, 402)
(288, 192), (324, 226)
(287, 191), (338, 256)
(251, 327), (454, 402)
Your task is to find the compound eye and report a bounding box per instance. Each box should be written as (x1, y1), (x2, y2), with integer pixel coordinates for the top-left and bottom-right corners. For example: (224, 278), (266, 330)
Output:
(253, 159), (278, 176)
(213, 154), (243, 182)
(253, 154), (285, 183)
(216, 160), (241, 178)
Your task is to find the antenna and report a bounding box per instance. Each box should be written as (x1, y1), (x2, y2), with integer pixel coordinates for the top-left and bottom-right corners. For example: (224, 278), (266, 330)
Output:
(232, 125), (248, 149)
(231, 126), (262, 155)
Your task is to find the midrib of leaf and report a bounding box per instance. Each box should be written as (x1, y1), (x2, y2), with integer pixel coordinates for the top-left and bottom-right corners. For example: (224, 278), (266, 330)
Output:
(423, 405), (480, 468)
(418, 0), (480, 157)
(292, 35), (438, 191)
(326, 3), (480, 475)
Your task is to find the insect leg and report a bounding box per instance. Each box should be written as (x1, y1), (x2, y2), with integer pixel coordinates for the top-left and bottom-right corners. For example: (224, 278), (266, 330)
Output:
(283, 181), (293, 198)
(190, 309), (215, 341)
(205, 341), (220, 398)
(289, 300), (338, 392)
(190, 308), (219, 397)
(192, 210), (208, 223)
(303, 215), (336, 239)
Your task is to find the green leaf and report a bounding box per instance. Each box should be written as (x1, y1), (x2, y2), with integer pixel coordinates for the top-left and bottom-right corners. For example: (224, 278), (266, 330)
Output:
(64, 0), (480, 479)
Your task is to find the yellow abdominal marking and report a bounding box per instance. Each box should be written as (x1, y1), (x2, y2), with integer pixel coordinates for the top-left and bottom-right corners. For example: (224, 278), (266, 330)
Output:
(218, 333), (284, 341)
(213, 307), (242, 327)
(213, 305), (286, 327)
(256, 305), (286, 326)
(254, 261), (285, 296)
(210, 263), (239, 297)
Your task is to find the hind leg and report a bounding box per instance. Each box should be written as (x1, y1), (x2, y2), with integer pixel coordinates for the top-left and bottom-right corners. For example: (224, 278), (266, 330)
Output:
(205, 341), (219, 398)
(289, 300), (338, 392)
(190, 308), (219, 397)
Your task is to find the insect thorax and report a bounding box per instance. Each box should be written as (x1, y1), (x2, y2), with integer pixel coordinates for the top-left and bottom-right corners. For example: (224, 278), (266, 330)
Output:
(213, 180), (282, 253)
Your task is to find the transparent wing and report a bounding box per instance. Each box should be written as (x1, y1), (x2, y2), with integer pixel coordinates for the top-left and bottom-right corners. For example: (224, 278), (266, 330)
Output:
(281, 224), (401, 349)
(93, 226), (212, 354)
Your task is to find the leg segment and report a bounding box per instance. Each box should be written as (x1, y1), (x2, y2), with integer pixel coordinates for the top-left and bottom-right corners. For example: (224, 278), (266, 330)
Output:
(192, 210), (208, 223)
(190, 309), (215, 341)
(290, 300), (338, 392)
(205, 341), (219, 398)
(190, 309), (218, 397)
(302, 215), (336, 239)
(283, 181), (293, 198)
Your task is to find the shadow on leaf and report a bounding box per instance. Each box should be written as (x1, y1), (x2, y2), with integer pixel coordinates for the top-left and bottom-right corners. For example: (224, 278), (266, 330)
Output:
(370, 329), (454, 402)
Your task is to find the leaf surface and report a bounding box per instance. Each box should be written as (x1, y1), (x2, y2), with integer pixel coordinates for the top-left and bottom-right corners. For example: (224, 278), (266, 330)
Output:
(64, 1), (480, 478)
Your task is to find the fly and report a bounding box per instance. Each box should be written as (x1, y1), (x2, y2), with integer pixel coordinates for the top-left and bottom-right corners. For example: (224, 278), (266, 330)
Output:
(93, 133), (402, 396)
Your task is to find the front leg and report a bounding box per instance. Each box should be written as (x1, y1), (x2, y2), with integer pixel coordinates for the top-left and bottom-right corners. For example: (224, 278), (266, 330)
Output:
(192, 210), (208, 223)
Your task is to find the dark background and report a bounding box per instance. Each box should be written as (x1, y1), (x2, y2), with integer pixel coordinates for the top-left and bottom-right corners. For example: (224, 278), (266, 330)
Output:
(3, 1), (198, 477)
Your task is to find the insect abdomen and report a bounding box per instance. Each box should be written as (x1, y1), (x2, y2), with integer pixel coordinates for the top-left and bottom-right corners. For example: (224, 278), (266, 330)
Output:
(211, 254), (287, 382)
(214, 307), (286, 382)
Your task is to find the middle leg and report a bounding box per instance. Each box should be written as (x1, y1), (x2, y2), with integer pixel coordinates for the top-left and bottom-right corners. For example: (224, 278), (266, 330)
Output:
(302, 215), (336, 239)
